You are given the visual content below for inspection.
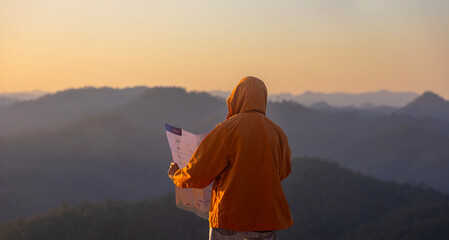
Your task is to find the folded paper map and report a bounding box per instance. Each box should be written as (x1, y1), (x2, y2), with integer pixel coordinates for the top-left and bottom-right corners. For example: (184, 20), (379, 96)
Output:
(165, 123), (212, 220)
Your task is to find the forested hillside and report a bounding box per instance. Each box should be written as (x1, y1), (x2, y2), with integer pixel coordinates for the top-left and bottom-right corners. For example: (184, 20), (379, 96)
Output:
(1, 157), (448, 240)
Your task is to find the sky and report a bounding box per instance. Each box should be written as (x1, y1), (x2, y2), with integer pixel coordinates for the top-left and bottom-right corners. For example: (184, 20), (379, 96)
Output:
(1, 0), (448, 97)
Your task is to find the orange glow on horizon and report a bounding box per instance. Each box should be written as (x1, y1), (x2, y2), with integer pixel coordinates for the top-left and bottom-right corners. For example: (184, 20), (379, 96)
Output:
(1, 1), (448, 98)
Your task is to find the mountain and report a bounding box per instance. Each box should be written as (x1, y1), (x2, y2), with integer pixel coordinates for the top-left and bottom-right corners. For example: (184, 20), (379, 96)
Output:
(280, 157), (448, 240)
(270, 90), (419, 107)
(1, 157), (448, 240)
(309, 100), (398, 116)
(115, 87), (227, 134)
(0, 114), (171, 222)
(331, 125), (449, 191)
(0, 86), (148, 137)
(210, 89), (419, 108)
(0, 193), (208, 240)
(396, 91), (449, 122)
(266, 100), (449, 194)
(0, 87), (226, 222)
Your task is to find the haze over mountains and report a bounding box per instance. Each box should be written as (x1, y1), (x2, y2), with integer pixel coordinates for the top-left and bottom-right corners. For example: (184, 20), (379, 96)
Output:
(0, 87), (148, 136)
(3, 89), (419, 109)
(210, 89), (420, 108)
(1, 86), (449, 226)
(0, 90), (47, 107)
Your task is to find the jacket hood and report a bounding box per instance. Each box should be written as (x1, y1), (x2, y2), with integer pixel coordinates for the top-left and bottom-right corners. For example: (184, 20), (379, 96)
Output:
(226, 76), (268, 119)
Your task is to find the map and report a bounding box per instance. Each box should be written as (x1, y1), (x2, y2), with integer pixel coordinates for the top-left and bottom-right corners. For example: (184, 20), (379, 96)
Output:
(165, 123), (212, 220)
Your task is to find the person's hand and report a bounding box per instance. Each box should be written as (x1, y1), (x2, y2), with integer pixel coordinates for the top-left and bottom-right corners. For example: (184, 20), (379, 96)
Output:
(168, 162), (180, 180)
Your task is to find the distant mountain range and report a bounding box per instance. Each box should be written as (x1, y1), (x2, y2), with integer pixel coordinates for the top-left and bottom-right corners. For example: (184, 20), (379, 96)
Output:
(281, 91), (449, 122)
(1, 157), (448, 240)
(209, 89), (419, 108)
(1, 86), (449, 224)
(0, 89), (424, 109)
(0, 90), (47, 101)
(0, 87), (147, 136)
(309, 101), (399, 116)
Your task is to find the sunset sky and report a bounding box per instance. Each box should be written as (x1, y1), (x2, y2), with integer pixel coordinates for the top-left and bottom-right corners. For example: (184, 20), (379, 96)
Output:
(1, 0), (448, 97)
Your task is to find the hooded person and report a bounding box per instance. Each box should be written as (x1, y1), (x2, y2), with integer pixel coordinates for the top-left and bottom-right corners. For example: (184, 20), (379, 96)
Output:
(168, 76), (294, 239)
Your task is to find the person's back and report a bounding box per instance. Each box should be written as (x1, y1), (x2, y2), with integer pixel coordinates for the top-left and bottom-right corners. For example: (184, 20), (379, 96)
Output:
(168, 76), (293, 238)
(209, 100), (293, 231)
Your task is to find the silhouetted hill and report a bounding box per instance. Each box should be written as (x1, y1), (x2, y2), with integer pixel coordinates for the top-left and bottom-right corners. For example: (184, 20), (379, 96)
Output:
(268, 100), (449, 194)
(332, 125), (449, 190)
(0, 114), (171, 222)
(397, 91), (449, 122)
(0, 87), (227, 222)
(1, 157), (448, 240)
(0, 193), (208, 240)
(280, 157), (448, 240)
(115, 87), (227, 133)
(0, 87), (148, 136)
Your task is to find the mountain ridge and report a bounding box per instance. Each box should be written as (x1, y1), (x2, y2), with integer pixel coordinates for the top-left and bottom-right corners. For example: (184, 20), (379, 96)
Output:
(396, 91), (449, 122)
(208, 89), (419, 107)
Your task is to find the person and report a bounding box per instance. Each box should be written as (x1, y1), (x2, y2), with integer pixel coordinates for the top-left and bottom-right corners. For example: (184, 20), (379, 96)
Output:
(168, 76), (293, 240)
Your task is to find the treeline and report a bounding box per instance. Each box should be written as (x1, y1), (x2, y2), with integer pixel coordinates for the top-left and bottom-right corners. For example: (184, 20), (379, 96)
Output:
(280, 157), (449, 239)
(1, 157), (448, 240)
(0, 194), (208, 240)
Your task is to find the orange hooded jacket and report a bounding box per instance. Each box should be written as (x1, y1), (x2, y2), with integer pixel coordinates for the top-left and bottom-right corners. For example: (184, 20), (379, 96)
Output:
(172, 76), (294, 231)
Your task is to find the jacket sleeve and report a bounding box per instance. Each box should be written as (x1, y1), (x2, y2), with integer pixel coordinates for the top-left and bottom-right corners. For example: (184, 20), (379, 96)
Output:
(278, 128), (292, 181)
(172, 125), (229, 188)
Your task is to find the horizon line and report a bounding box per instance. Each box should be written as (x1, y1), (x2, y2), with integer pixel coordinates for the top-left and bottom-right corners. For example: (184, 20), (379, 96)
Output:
(0, 85), (427, 96)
